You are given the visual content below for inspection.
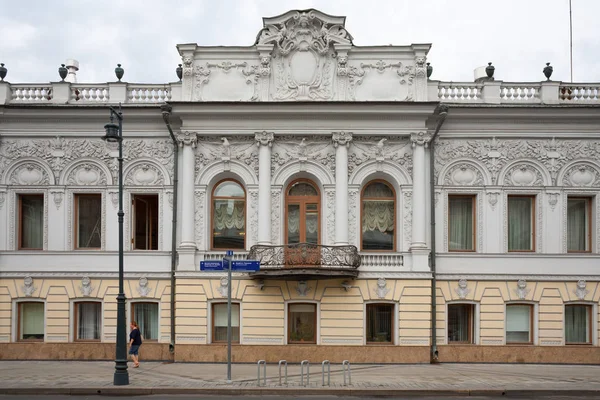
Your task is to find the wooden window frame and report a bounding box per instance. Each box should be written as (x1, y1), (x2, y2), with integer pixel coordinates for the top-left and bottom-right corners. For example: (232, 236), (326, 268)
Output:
(131, 194), (159, 251)
(74, 301), (101, 342)
(447, 303), (474, 344)
(287, 302), (317, 344)
(505, 304), (534, 345)
(17, 301), (44, 342)
(565, 304), (593, 345)
(74, 194), (102, 250)
(210, 179), (246, 251)
(285, 179), (321, 245)
(131, 302), (159, 342)
(18, 194), (44, 251)
(365, 303), (394, 345)
(567, 197), (592, 253)
(211, 302), (240, 344)
(447, 194), (476, 252)
(507, 195), (536, 252)
(360, 180), (396, 252)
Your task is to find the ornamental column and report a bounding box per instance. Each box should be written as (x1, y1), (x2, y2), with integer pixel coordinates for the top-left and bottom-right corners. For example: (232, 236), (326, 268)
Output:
(177, 131), (197, 249)
(255, 131), (274, 245)
(333, 132), (353, 245)
(410, 131), (430, 251)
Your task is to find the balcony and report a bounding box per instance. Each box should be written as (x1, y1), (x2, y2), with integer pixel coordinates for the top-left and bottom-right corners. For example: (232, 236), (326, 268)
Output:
(247, 243), (361, 280)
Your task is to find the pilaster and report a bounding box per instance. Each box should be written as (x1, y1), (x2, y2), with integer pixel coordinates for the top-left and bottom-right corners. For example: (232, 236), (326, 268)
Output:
(332, 131), (352, 245)
(255, 131), (274, 245)
(410, 131), (430, 270)
(176, 131), (197, 271)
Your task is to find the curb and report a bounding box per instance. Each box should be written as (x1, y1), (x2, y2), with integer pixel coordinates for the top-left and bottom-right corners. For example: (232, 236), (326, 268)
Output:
(2, 387), (600, 397)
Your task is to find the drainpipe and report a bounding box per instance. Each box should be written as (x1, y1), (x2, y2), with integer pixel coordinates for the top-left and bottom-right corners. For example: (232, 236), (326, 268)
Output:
(429, 104), (448, 363)
(161, 104), (179, 356)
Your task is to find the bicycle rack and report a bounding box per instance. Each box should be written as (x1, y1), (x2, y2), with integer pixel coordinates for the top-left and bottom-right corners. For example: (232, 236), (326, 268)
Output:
(278, 360), (288, 386)
(300, 360), (310, 387)
(342, 360), (351, 386)
(321, 360), (331, 386)
(257, 360), (266, 386)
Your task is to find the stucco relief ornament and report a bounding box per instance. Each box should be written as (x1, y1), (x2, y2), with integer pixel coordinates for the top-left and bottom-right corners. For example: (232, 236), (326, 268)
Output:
(10, 163), (49, 185)
(455, 279), (470, 300)
(296, 281), (311, 297)
(562, 164), (599, 187)
(79, 276), (93, 297)
(374, 138), (387, 160)
(0, 192), (6, 209)
(410, 132), (431, 148)
(109, 191), (119, 208)
(504, 164), (543, 186)
(414, 56), (427, 78)
(217, 277), (229, 297)
(547, 192), (559, 211)
(514, 279), (530, 300)
(332, 131), (353, 148)
(255, 131), (274, 147)
(374, 278), (390, 299)
(137, 277), (151, 297)
(22, 276), (36, 297)
(176, 131), (197, 148)
(259, 55), (271, 76)
(573, 280), (589, 300)
(487, 192), (500, 210)
(182, 55), (193, 77)
(50, 191), (63, 209)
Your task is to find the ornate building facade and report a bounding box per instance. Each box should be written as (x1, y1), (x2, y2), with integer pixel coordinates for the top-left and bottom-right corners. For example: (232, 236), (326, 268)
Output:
(0, 9), (599, 363)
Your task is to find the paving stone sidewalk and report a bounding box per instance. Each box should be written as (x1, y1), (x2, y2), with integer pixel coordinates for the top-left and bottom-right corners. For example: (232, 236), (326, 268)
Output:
(1, 361), (599, 396)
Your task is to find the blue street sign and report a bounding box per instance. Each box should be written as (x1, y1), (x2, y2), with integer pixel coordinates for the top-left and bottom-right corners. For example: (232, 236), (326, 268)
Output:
(200, 260), (260, 272)
(226, 250), (234, 256)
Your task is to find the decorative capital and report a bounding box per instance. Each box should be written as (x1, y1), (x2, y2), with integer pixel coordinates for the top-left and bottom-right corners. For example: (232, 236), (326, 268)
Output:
(176, 131), (198, 148)
(255, 131), (274, 147)
(410, 131), (432, 148)
(332, 131), (353, 148)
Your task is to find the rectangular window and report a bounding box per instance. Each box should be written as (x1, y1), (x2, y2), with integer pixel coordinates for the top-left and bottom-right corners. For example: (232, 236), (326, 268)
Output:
(19, 302), (44, 341)
(448, 195), (475, 251)
(132, 302), (159, 341)
(75, 194), (102, 249)
(565, 305), (591, 344)
(132, 194), (159, 250)
(366, 304), (393, 344)
(508, 196), (535, 252)
(76, 302), (101, 341)
(288, 303), (316, 344)
(18, 194), (44, 250)
(567, 197), (591, 252)
(506, 304), (532, 344)
(448, 304), (474, 344)
(212, 303), (240, 343)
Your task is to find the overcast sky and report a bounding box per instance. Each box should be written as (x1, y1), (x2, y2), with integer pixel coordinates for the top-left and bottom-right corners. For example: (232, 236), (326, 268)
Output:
(1, 0), (598, 84)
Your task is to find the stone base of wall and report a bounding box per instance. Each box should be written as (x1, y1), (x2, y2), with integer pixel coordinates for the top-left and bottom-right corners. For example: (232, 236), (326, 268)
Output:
(0, 343), (172, 361)
(437, 345), (600, 364)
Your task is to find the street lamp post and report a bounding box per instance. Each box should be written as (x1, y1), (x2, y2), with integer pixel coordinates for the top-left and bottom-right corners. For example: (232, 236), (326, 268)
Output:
(102, 105), (129, 386)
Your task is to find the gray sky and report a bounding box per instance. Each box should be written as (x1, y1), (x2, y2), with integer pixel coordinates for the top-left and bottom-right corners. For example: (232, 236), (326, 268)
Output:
(1, 0), (598, 84)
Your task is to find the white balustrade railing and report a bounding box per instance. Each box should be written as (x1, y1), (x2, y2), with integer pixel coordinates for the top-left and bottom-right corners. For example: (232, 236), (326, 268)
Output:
(438, 82), (483, 102)
(500, 83), (540, 102)
(360, 253), (403, 268)
(11, 84), (53, 102)
(71, 84), (110, 102)
(559, 84), (600, 103)
(127, 84), (171, 103)
(203, 251), (249, 261)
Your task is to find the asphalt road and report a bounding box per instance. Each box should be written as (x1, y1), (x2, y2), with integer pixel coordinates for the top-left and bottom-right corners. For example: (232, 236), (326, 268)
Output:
(0, 396), (595, 400)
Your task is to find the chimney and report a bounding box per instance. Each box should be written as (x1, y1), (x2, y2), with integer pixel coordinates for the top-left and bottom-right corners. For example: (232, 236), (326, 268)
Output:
(65, 59), (79, 83)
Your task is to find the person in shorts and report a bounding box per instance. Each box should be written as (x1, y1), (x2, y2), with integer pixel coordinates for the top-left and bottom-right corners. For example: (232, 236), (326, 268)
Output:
(128, 321), (142, 368)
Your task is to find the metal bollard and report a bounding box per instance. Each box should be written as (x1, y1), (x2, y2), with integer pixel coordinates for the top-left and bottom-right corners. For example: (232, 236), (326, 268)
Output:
(300, 360), (310, 387)
(257, 360), (266, 386)
(278, 360), (288, 386)
(342, 360), (351, 386)
(321, 360), (330, 386)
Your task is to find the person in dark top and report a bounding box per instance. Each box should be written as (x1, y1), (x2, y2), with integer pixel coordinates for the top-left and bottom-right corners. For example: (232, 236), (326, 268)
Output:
(129, 321), (142, 368)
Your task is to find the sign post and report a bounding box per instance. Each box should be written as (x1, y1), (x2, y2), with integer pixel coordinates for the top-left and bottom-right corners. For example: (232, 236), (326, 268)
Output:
(225, 250), (233, 384)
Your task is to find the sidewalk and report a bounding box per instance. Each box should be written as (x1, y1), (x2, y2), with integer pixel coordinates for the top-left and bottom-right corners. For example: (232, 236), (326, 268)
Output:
(1, 361), (600, 396)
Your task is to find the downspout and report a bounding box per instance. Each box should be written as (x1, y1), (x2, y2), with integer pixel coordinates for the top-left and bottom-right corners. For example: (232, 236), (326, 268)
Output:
(161, 104), (178, 356)
(429, 104), (448, 363)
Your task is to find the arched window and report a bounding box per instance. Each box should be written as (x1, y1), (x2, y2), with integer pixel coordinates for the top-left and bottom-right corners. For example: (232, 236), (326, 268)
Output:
(212, 179), (246, 250)
(361, 180), (395, 251)
(285, 180), (320, 244)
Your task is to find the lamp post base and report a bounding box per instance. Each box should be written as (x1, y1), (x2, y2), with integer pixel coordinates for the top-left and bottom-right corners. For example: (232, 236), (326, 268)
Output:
(114, 369), (130, 386)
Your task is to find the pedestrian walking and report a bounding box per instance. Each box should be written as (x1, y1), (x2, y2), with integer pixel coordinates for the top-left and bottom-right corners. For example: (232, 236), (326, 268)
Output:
(128, 321), (142, 368)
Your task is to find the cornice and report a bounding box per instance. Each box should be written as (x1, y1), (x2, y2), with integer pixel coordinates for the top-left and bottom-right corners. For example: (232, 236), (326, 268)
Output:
(437, 274), (600, 281)
(0, 272), (170, 279)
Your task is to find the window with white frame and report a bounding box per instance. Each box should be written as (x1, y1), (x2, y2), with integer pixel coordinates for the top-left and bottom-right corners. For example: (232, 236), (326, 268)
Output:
(18, 302), (44, 341)
(565, 304), (592, 345)
(567, 197), (591, 252)
(508, 195), (535, 252)
(361, 181), (395, 251)
(366, 303), (393, 344)
(75, 302), (101, 341)
(18, 194), (44, 250)
(448, 304), (474, 344)
(212, 303), (240, 343)
(212, 180), (246, 250)
(506, 304), (532, 344)
(132, 302), (159, 341)
(448, 195), (476, 251)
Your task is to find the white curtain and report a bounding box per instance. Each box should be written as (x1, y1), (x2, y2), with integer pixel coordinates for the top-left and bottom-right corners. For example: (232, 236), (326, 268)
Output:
(134, 303), (159, 341)
(449, 197), (473, 250)
(213, 200), (245, 230)
(78, 196), (102, 248)
(506, 305), (530, 343)
(565, 305), (589, 343)
(21, 196), (44, 249)
(567, 199), (587, 251)
(287, 209), (318, 234)
(213, 303), (239, 342)
(21, 302), (44, 340)
(78, 303), (101, 340)
(362, 200), (394, 233)
(508, 197), (532, 251)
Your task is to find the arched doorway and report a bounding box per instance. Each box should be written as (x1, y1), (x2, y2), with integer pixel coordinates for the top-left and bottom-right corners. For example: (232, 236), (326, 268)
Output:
(285, 179), (321, 245)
